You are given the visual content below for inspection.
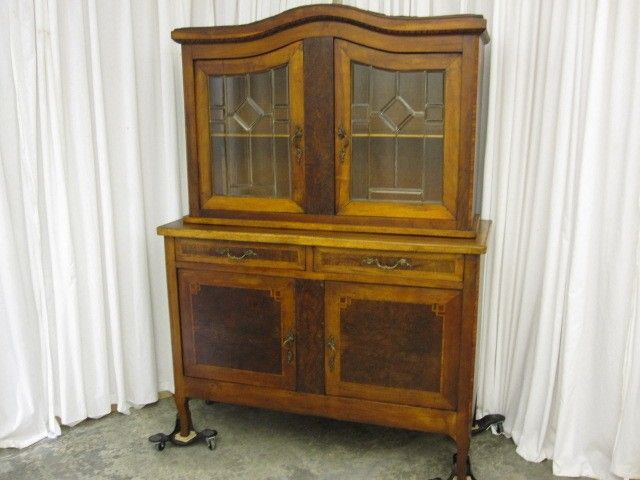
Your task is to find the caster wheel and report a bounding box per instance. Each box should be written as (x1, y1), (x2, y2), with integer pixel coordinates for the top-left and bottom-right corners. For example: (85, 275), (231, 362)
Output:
(203, 429), (218, 450)
(157, 441), (165, 451)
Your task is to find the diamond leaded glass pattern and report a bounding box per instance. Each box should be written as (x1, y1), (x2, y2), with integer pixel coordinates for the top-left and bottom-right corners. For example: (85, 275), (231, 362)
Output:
(351, 63), (445, 203)
(209, 66), (291, 198)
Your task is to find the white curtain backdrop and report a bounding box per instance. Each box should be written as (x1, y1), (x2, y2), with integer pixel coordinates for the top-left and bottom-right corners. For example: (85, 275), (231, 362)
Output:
(1, 1), (638, 479)
(475, 1), (640, 479)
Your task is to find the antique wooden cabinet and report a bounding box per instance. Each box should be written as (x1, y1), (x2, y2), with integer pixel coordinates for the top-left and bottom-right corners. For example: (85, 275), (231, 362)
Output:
(158, 5), (489, 479)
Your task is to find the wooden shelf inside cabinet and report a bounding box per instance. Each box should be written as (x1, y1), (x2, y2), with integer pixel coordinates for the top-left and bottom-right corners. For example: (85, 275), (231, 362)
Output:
(160, 5), (489, 479)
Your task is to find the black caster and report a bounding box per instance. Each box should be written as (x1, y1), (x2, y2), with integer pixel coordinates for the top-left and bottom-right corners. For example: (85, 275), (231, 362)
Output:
(471, 413), (505, 436)
(148, 415), (218, 451)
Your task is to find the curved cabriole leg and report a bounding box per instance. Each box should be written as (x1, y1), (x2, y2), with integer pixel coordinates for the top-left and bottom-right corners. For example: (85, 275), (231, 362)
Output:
(175, 394), (192, 437)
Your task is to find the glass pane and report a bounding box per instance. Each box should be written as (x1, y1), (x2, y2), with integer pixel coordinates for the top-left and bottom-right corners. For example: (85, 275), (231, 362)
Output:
(350, 63), (445, 204)
(209, 65), (291, 198)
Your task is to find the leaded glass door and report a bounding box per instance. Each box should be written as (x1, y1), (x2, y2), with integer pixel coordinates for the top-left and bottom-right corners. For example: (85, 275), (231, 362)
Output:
(334, 40), (461, 220)
(194, 42), (305, 213)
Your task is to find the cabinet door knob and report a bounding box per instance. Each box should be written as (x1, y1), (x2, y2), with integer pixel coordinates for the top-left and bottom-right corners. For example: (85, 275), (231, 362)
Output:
(362, 257), (413, 270)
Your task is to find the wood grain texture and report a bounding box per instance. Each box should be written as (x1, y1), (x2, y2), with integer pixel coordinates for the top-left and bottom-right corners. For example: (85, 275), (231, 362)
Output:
(295, 280), (325, 394)
(184, 376), (456, 436)
(303, 37), (334, 215)
(189, 28), (464, 60)
(339, 299), (443, 392)
(178, 270), (296, 390)
(193, 42), (306, 214)
(171, 5), (488, 44)
(324, 282), (461, 410)
(176, 238), (305, 270)
(159, 219), (491, 255)
(457, 35), (481, 231)
(162, 7), (490, 466)
(164, 238), (195, 435)
(181, 46), (200, 217)
(174, 259), (463, 291)
(454, 254), (480, 478)
(314, 247), (464, 283)
(187, 210), (464, 237)
(334, 40), (461, 222)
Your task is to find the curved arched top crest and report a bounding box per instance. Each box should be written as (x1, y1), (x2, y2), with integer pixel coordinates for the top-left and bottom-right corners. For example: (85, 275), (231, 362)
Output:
(172, 4), (488, 45)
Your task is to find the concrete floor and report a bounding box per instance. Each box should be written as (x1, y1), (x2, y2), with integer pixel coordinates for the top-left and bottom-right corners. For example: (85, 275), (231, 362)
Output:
(0, 398), (581, 480)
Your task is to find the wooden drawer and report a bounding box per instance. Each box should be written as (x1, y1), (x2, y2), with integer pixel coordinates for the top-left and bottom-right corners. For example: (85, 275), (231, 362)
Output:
(314, 247), (463, 283)
(176, 239), (305, 270)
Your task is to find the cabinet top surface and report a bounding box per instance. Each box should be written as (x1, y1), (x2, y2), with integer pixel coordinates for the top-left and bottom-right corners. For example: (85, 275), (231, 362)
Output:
(157, 219), (490, 255)
(172, 4), (489, 45)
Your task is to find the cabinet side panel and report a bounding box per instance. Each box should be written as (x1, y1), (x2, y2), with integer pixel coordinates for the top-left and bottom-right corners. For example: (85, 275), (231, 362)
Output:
(295, 279), (325, 394)
(303, 37), (335, 215)
(457, 36), (481, 229)
(181, 46), (201, 216)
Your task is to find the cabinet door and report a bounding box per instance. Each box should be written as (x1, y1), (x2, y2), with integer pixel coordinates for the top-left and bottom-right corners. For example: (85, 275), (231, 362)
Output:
(334, 40), (461, 221)
(325, 282), (461, 409)
(194, 42), (305, 213)
(178, 270), (296, 390)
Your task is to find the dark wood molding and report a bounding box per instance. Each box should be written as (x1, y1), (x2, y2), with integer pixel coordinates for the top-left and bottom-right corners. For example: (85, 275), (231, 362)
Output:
(172, 5), (488, 44)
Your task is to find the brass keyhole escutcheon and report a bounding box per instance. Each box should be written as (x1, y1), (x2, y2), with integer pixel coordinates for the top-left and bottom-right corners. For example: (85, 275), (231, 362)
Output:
(282, 331), (296, 364)
(327, 335), (337, 371)
(337, 126), (349, 163)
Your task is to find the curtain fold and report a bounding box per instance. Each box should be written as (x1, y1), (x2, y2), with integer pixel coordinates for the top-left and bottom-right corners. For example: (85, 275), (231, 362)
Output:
(1, 1), (639, 478)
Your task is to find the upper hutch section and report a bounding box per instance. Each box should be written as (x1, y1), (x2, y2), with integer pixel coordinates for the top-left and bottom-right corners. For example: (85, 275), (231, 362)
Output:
(173, 5), (488, 238)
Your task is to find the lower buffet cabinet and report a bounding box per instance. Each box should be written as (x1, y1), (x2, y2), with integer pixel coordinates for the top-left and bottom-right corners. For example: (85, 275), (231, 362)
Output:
(158, 220), (489, 477)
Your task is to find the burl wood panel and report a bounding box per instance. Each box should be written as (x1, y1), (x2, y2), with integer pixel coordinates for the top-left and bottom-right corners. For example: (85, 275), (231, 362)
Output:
(303, 37), (335, 215)
(325, 282), (462, 410)
(340, 298), (442, 392)
(191, 284), (283, 374)
(295, 279), (325, 394)
(179, 270), (297, 390)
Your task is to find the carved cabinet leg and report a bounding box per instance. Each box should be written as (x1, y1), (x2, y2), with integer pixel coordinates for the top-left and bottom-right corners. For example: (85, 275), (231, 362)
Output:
(175, 395), (192, 437)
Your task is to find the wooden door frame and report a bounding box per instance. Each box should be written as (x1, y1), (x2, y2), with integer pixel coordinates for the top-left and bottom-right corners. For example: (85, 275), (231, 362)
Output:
(193, 41), (305, 213)
(334, 40), (461, 221)
(178, 269), (297, 390)
(324, 281), (461, 410)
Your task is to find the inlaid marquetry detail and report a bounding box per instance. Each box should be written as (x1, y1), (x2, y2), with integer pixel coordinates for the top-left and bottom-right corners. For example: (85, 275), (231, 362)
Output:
(270, 289), (283, 302)
(338, 296), (352, 308)
(431, 303), (446, 319)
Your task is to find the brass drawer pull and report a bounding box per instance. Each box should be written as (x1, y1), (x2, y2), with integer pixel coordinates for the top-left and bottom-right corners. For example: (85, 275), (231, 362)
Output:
(282, 331), (296, 364)
(327, 335), (337, 372)
(291, 127), (303, 163)
(362, 257), (413, 270)
(214, 248), (258, 261)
